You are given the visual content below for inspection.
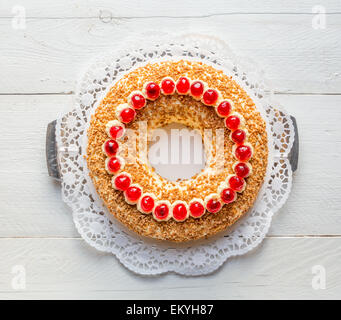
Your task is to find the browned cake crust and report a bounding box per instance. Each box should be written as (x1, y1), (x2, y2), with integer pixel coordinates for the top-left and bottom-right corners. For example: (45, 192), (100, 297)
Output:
(86, 60), (268, 242)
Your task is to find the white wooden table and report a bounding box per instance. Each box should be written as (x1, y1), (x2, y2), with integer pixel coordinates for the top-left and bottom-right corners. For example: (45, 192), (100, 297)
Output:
(0, 0), (340, 299)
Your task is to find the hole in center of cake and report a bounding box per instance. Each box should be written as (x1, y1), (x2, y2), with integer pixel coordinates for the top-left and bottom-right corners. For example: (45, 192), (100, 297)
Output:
(148, 123), (206, 182)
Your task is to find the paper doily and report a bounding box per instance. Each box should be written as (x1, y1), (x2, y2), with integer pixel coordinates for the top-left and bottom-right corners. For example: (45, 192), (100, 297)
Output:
(55, 34), (294, 275)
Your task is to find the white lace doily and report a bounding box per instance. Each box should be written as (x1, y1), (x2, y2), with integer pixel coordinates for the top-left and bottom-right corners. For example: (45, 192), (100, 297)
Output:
(56, 34), (294, 276)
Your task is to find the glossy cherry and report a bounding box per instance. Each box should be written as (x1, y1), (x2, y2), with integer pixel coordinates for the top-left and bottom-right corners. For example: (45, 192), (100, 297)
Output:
(109, 125), (124, 139)
(225, 115), (241, 130)
(119, 108), (136, 123)
(228, 175), (245, 192)
(114, 174), (131, 191)
(145, 82), (160, 100)
(104, 139), (119, 156)
(234, 162), (250, 178)
(220, 188), (236, 204)
(172, 203), (188, 221)
(125, 186), (142, 202)
(161, 78), (175, 95)
(217, 100), (232, 117)
(190, 81), (204, 98)
(202, 89), (219, 105)
(235, 145), (252, 161)
(107, 157), (121, 173)
(206, 198), (222, 213)
(189, 201), (205, 218)
(140, 195), (155, 213)
(154, 203), (169, 220)
(130, 93), (146, 109)
(231, 129), (246, 145)
(176, 77), (191, 94)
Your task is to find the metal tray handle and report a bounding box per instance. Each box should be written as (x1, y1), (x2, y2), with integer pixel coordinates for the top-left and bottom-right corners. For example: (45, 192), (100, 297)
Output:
(46, 120), (61, 180)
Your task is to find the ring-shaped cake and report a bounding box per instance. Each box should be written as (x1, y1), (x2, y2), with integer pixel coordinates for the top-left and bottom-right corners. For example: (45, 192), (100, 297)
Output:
(87, 60), (268, 242)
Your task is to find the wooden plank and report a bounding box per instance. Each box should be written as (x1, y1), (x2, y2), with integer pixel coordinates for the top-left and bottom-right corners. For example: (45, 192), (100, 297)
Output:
(0, 237), (339, 299)
(1, 0), (341, 17)
(0, 95), (78, 237)
(0, 14), (340, 94)
(269, 94), (341, 235)
(0, 94), (340, 237)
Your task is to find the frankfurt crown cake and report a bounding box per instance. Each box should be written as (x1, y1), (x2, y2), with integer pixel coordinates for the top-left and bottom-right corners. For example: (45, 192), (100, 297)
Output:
(86, 60), (268, 242)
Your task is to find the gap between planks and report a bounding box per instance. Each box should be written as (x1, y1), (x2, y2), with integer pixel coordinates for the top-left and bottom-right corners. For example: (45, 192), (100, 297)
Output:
(1, 235), (341, 240)
(1, 12), (341, 20)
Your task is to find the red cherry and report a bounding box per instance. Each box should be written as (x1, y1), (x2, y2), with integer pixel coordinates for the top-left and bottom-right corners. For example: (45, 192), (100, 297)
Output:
(225, 115), (241, 130)
(235, 145), (252, 161)
(114, 174), (131, 191)
(190, 81), (204, 97)
(234, 162), (250, 178)
(217, 100), (232, 117)
(145, 82), (160, 100)
(231, 129), (246, 145)
(189, 201), (205, 218)
(161, 78), (175, 95)
(107, 157), (121, 173)
(104, 139), (119, 156)
(109, 125), (124, 139)
(154, 203), (169, 220)
(140, 195), (155, 213)
(172, 203), (188, 221)
(221, 188), (236, 204)
(130, 93), (146, 109)
(202, 89), (219, 105)
(125, 186), (142, 202)
(176, 77), (190, 94)
(206, 198), (222, 213)
(228, 176), (245, 192)
(120, 108), (136, 123)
